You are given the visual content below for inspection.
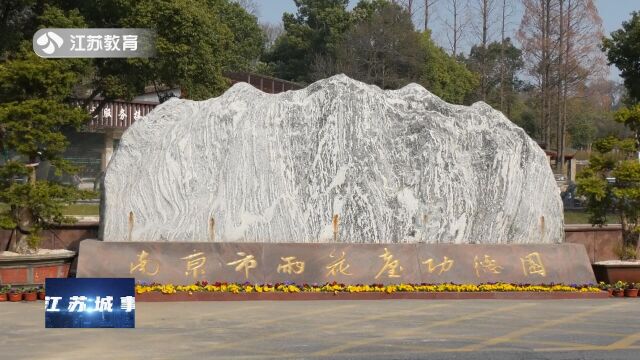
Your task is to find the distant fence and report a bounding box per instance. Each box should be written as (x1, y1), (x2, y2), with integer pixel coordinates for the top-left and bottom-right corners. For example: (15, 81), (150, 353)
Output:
(224, 71), (303, 93)
(70, 73), (301, 131)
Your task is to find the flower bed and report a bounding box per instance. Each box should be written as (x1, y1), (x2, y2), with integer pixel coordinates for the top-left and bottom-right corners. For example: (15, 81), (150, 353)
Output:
(137, 282), (601, 295)
(134, 282), (608, 301)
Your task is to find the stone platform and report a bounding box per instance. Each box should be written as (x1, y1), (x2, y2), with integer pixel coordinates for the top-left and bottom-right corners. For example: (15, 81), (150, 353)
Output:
(76, 240), (596, 285)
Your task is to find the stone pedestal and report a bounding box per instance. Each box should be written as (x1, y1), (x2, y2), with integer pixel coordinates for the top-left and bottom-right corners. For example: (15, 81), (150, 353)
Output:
(77, 240), (596, 285)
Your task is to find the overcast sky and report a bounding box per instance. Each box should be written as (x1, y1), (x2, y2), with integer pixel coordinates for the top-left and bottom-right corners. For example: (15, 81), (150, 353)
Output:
(256, 0), (640, 80)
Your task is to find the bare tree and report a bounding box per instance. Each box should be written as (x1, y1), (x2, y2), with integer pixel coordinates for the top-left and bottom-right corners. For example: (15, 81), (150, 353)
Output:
(557, 0), (607, 171)
(310, 52), (339, 81)
(335, 3), (424, 89)
(394, 0), (417, 14)
(233, 0), (259, 16)
(499, 0), (515, 109)
(470, 0), (499, 100)
(519, 0), (606, 168)
(518, 0), (558, 150)
(395, 0), (425, 25)
(423, 0), (440, 32)
(556, 0), (565, 171)
(407, 0), (415, 14)
(261, 22), (284, 50)
(443, 0), (469, 56)
(543, 0), (553, 151)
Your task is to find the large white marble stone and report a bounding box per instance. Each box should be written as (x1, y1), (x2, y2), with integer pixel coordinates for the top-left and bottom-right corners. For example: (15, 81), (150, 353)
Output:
(101, 75), (563, 243)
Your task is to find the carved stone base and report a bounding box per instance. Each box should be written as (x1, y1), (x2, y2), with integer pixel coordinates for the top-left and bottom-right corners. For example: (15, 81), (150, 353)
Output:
(77, 240), (596, 285)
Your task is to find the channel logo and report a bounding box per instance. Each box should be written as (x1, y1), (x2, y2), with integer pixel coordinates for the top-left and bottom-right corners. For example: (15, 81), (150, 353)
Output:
(45, 278), (135, 328)
(33, 28), (155, 58)
(35, 31), (64, 55)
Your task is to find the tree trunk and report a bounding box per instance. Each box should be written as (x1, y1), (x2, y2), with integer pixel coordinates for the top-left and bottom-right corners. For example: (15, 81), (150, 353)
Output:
(424, 0), (430, 31)
(621, 227), (639, 253)
(630, 123), (640, 161)
(556, 0), (564, 173)
(636, 129), (640, 163)
(540, 1), (549, 150)
(479, 0), (488, 101)
(499, 0), (506, 110)
(543, 0), (551, 151)
(453, 0), (458, 56)
(7, 206), (35, 254)
(8, 157), (39, 254)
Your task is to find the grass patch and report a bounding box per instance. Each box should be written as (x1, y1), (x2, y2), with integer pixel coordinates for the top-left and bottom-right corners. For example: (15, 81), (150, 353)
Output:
(63, 203), (100, 216)
(564, 210), (617, 225)
(0, 202), (99, 216)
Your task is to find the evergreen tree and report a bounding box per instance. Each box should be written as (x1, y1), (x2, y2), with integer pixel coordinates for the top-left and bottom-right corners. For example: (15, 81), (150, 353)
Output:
(420, 32), (479, 104)
(265, 0), (352, 83)
(0, 7), (93, 253)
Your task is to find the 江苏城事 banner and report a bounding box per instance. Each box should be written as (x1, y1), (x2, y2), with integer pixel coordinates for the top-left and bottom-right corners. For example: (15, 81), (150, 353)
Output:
(45, 278), (135, 329)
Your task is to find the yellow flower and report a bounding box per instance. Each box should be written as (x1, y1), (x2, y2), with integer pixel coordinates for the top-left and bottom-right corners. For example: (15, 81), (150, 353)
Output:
(133, 282), (601, 295)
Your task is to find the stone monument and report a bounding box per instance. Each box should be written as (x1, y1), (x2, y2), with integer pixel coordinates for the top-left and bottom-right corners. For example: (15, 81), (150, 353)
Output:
(100, 74), (562, 244)
(78, 75), (594, 286)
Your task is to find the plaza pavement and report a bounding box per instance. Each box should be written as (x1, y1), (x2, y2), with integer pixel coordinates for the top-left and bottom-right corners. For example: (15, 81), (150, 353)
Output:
(1, 299), (639, 359)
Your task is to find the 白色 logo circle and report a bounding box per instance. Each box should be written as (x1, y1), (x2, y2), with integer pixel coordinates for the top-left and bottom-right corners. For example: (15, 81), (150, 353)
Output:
(36, 31), (64, 55)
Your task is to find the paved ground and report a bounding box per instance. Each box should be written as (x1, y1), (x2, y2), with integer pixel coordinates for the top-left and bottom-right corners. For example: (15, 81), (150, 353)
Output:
(1, 299), (640, 359)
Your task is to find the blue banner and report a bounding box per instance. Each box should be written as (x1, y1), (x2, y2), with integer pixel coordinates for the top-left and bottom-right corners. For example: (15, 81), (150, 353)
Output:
(45, 278), (135, 328)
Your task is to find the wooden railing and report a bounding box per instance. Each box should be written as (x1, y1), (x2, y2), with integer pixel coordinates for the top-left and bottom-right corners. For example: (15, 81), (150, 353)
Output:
(73, 99), (157, 130)
(224, 71), (303, 93)
(73, 73), (301, 130)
